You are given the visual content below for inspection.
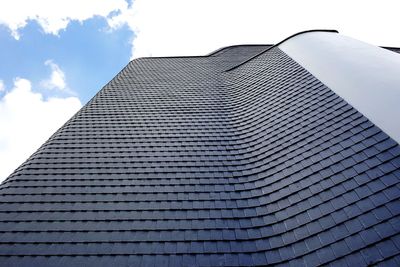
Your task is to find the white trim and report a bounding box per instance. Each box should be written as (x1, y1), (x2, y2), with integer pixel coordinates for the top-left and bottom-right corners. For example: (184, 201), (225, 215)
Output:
(279, 32), (400, 144)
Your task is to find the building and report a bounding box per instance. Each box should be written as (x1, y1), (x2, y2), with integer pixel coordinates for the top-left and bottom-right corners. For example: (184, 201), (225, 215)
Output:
(1, 30), (400, 266)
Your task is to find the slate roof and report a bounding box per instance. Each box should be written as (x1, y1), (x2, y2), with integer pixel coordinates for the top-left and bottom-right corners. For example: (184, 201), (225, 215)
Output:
(1, 34), (400, 266)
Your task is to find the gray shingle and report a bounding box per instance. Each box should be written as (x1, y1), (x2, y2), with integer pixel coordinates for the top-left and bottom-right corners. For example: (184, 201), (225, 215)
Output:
(0, 38), (399, 266)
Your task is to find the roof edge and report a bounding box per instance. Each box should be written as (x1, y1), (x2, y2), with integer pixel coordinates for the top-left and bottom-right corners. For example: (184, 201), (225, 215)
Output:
(129, 44), (273, 62)
(128, 31), (400, 63)
(205, 44), (273, 56)
(224, 29), (339, 72)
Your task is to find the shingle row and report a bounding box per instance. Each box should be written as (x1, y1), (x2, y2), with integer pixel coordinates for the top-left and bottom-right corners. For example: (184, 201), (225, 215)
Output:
(1, 45), (399, 266)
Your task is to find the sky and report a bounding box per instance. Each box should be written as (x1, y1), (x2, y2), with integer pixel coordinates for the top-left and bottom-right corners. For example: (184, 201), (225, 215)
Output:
(0, 0), (399, 182)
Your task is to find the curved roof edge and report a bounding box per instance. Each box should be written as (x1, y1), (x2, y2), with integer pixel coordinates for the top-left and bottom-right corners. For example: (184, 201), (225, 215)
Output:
(205, 44), (272, 56)
(279, 31), (400, 145)
(225, 29), (338, 71)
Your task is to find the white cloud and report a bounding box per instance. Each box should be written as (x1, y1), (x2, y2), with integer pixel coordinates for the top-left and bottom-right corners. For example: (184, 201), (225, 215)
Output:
(0, 80), (4, 92)
(0, 77), (82, 182)
(41, 60), (66, 90)
(107, 0), (400, 59)
(0, 0), (127, 39)
(2, 0), (399, 58)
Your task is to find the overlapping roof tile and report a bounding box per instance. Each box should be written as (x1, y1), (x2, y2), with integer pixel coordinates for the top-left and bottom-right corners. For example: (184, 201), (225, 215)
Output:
(1, 31), (399, 266)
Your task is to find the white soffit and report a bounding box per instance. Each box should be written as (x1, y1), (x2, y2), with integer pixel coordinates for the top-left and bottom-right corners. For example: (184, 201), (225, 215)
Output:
(279, 31), (400, 145)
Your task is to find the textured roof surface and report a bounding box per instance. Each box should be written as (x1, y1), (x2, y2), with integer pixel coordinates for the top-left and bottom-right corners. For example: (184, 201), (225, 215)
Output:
(1, 41), (400, 266)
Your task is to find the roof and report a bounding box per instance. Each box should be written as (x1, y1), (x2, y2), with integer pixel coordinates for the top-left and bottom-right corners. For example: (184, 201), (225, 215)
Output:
(1, 30), (400, 266)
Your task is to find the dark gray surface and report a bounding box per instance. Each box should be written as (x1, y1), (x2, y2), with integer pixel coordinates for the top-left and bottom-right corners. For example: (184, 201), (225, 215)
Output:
(0, 44), (399, 266)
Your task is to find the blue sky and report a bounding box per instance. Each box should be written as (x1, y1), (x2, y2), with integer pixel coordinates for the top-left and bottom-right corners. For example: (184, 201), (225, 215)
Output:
(0, 0), (399, 181)
(0, 17), (132, 103)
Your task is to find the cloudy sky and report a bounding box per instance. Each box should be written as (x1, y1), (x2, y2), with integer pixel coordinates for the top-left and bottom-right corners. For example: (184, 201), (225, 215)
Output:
(0, 0), (399, 181)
